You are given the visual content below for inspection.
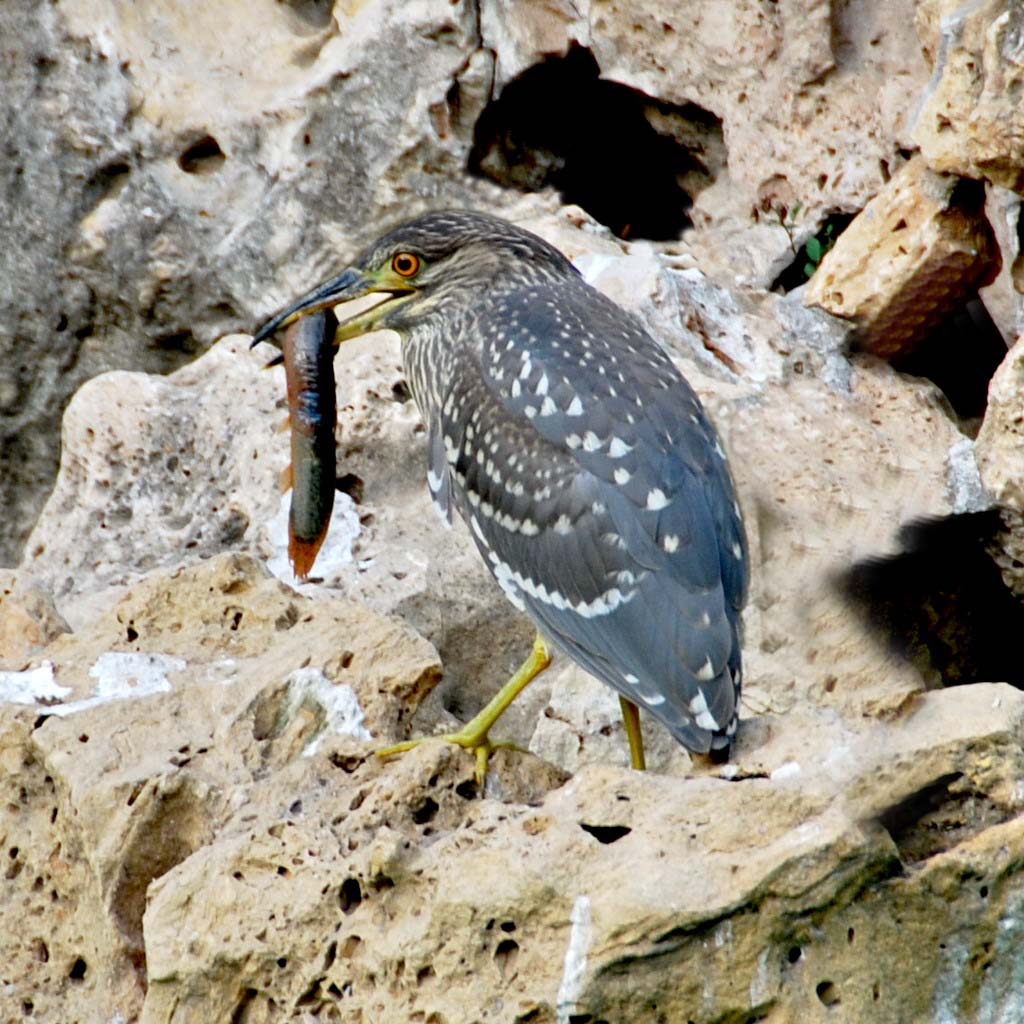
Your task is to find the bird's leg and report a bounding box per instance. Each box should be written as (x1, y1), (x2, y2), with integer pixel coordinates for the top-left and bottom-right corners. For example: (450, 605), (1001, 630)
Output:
(618, 696), (647, 771)
(377, 632), (552, 785)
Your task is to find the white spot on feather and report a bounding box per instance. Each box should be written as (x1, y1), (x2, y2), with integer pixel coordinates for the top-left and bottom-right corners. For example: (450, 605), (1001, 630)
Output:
(646, 488), (670, 510)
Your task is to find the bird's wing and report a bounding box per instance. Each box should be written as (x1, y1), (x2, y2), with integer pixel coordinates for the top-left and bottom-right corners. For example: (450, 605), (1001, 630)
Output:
(437, 286), (747, 750)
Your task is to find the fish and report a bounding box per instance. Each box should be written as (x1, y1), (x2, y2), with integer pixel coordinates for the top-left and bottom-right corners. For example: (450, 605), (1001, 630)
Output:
(280, 309), (338, 580)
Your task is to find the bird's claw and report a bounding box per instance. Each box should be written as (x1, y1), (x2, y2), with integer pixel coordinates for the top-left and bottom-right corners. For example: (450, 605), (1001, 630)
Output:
(377, 728), (525, 788)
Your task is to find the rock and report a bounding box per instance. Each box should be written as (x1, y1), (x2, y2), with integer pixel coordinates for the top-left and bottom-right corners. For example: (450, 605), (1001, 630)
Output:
(0, 551), (445, 1021)
(976, 335), (1024, 512)
(7, 610), (1024, 1023)
(975, 334), (1024, 599)
(803, 155), (1000, 359)
(0, 0), (492, 564)
(914, 0), (1024, 193)
(480, 0), (931, 286)
(0, 571), (69, 666)
(981, 184), (1024, 341)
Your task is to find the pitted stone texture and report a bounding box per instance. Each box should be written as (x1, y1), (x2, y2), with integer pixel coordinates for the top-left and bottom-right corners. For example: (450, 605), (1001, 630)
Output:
(914, 0), (1024, 193)
(135, 687), (1024, 1023)
(0, 551), (445, 1022)
(481, 0), (931, 286)
(803, 155), (1000, 358)
(977, 335), (1024, 513)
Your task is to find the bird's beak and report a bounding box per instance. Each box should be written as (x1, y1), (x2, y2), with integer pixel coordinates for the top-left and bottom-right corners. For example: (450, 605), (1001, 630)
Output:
(251, 267), (416, 349)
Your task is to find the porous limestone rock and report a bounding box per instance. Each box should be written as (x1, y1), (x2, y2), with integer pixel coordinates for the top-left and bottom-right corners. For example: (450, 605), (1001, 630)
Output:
(6, 2), (1024, 1016)
(0, 551), (446, 1022)
(1, 0), (492, 564)
(803, 155), (1000, 358)
(480, 0), (931, 285)
(914, 0), (1024, 193)
(6, 577), (1024, 1024)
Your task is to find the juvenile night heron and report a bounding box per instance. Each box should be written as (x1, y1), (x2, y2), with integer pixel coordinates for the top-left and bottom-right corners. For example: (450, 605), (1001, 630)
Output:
(253, 211), (748, 778)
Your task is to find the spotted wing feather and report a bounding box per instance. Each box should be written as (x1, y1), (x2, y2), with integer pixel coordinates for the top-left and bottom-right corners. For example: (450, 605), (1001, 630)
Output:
(440, 281), (748, 752)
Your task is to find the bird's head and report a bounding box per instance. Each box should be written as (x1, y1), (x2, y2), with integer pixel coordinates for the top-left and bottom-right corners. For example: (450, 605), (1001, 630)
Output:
(251, 210), (575, 348)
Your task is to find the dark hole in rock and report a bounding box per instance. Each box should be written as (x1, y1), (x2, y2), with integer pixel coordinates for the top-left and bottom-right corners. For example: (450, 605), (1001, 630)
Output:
(178, 134), (225, 175)
(125, 625), (138, 642)
(152, 329), (200, 355)
(890, 295), (1007, 421)
(579, 822), (632, 844)
(295, 976), (324, 1006)
(455, 778), (478, 800)
(328, 752), (363, 773)
(787, 945), (802, 964)
(494, 938), (519, 976)
(412, 797), (439, 825)
(876, 771), (1011, 864)
(841, 511), (1024, 688)
(390, 379), (412, 403)
(68, 957), (87, 981)
(469, 45), (723, 241)
(339, 877), (362, 913)
(771, 212), (856, 292)
(83, 159), (130, 208)
(336, 473), (363, 504)
(816, 980), (840, 1007)
(283, 0), (334, 29)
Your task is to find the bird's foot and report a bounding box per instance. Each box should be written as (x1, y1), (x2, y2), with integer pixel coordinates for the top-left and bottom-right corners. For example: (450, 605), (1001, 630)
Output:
(376, 725), (510, 787)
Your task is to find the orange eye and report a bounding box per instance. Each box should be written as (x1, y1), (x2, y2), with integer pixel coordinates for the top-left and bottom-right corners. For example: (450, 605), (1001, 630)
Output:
(392, 252), (420, 278)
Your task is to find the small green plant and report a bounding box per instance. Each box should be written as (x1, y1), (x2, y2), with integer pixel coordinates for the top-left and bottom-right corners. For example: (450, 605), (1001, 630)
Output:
(803, 223), (837, 279)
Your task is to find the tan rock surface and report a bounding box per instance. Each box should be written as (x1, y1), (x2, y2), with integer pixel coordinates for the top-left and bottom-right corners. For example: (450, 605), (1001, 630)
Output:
(803, 155), (999, 358)
(914, 0), (1024, 193)
(0, 552), (444, 1022)
(0, 571), (69, 666)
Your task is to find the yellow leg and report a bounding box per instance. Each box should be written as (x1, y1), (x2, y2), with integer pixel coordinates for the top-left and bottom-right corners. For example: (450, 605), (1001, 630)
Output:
(619, 696), (646, 771)
(377, 633), (552, 785)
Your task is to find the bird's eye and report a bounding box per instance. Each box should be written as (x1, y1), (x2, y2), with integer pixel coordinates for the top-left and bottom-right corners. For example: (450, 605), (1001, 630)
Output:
(391, 252), (420, 278)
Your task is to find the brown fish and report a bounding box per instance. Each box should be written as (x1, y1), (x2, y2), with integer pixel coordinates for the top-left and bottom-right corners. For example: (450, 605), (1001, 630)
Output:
(281, 309), (338, 580)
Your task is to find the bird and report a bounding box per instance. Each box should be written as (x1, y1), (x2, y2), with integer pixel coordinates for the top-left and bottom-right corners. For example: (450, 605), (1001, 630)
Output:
(252, 210), (748, 780)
